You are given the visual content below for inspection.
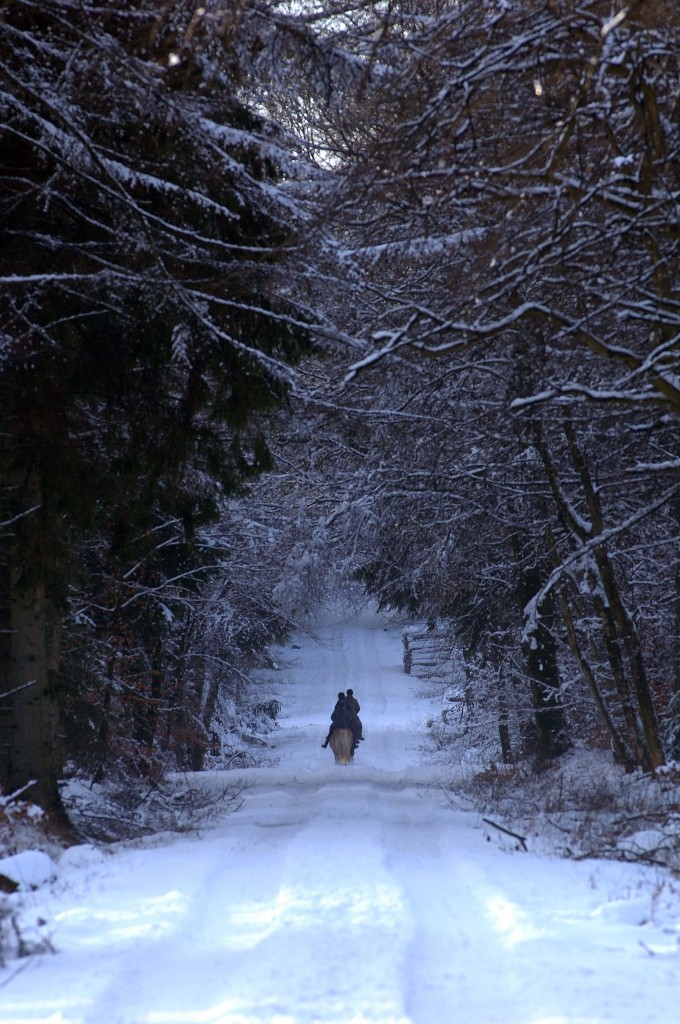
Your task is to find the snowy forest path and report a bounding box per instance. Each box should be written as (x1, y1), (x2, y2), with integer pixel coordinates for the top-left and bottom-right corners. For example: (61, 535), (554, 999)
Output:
(3, 612), (678, 1024)
(245, 611), (541, 1023)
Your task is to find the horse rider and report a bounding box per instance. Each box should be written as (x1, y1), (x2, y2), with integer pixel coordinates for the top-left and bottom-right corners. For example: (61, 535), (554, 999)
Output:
(321, 692), (359, 750)
(345, 688), (363, 741)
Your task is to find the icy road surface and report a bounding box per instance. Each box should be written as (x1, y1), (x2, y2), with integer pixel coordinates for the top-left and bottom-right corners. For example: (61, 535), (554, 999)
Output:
(2, 610), (679, 1023)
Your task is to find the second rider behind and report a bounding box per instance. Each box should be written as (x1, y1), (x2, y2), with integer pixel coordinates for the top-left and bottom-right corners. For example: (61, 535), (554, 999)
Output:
(345, 688), (363, 742)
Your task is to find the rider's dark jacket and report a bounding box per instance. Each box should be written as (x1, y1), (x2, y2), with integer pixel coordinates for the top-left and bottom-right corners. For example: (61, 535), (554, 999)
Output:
(331, 699), (353, 729)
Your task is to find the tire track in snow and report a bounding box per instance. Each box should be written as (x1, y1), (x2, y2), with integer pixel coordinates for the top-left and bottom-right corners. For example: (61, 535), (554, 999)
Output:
(211, 784), (415, 1023)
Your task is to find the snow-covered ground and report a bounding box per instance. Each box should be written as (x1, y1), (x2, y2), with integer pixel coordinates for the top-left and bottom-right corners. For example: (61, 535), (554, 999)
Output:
(2, 609), (680, 1023)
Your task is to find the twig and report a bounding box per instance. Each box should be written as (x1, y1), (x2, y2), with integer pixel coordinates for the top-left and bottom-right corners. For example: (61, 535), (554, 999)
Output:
(134, 782), (160, 809)
(545, 816), (572, 834)
(223, 750), (257, 768)
(0, 954), (35, 991)
(0, 781), (37, 806)
(0, 680), (38, 701)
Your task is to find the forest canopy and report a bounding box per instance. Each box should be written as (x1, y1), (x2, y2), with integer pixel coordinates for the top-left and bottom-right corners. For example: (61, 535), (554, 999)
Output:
(1, 0), (678, 817)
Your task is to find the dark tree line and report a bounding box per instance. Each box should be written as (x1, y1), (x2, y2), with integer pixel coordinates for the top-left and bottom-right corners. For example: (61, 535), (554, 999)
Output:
(0, 0), (327, 815)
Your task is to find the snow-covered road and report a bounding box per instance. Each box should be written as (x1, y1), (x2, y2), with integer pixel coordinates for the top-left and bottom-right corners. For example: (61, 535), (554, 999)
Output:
(2, 611), (679, 1023)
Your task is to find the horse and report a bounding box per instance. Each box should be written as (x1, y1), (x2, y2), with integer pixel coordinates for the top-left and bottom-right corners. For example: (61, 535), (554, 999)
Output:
(329, 727), (354, 765)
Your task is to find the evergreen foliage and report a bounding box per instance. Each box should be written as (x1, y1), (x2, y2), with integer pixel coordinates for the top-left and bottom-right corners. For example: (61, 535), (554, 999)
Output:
(0, 0), (314, 808)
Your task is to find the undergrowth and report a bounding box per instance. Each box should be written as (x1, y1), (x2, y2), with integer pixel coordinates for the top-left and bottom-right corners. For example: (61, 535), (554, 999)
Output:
(452, 751), (680, 871)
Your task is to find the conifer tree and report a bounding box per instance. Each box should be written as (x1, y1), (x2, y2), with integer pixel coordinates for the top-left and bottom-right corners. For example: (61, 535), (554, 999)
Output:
(0, 0), (315, 811)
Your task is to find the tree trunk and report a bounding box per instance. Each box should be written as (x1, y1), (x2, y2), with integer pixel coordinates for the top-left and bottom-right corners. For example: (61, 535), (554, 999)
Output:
(512, 532), (570, 763)
(564, 419), (664, 771)
(557, 581), (635, 769)
(522, 601), (570, 763)
(92, 649), (116, 784)
(587, 565), (649, 767)
(496, 668), (513, 764)
(0, 467), (65, 817)
(594, 549), (664, 771)
(0, 558), (11, 784)
(4, 573), (63, 813)
(535, 417), (664, 772)
(672, 521), (680, 758)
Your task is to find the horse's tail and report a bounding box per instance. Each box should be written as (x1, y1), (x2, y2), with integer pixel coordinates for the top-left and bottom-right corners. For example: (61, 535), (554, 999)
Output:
(329, 727), (354, 765)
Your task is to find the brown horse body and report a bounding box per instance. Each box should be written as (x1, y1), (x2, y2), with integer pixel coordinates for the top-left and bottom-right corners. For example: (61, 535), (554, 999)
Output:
(329, 727), (354, 765)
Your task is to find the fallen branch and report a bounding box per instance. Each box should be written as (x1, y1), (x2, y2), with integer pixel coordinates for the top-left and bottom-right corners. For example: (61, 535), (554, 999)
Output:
(482, 817), (528, 851)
